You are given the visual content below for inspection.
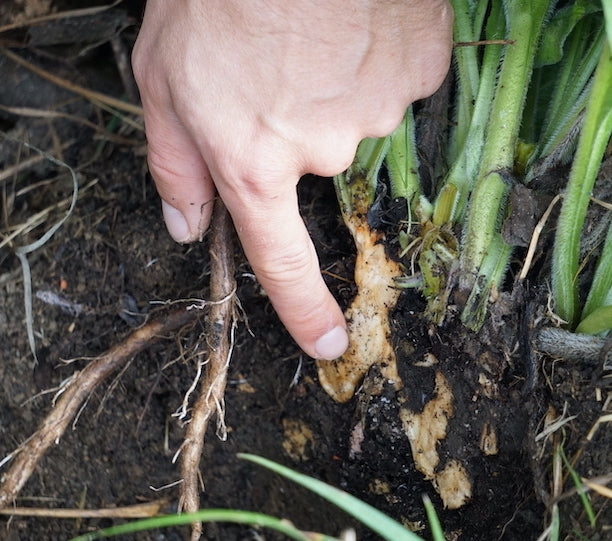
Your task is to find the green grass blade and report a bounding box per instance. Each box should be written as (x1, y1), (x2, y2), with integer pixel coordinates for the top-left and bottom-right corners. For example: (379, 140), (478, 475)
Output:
(0, 132), (80, 363)
(558, 445), (596, 528)
(69, 509), (330, 541)
(422, 495), (445, 541)
(550, 503), (560, 541)
(239, 454), (425, 541)
(571, 529), (591, 541)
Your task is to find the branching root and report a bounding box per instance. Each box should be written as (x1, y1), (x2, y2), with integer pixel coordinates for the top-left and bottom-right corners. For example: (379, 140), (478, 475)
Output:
(178, 200), (237, 541)
(0, 304), (196, 508)
(0, 200), (238, 541)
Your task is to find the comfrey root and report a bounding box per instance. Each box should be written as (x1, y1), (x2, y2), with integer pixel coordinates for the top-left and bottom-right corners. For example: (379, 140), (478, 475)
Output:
(317, 213), (402, 403)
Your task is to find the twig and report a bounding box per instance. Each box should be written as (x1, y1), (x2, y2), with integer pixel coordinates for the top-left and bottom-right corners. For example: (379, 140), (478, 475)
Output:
(0, 2), (123, 34)
(0, 140), (75, 186)
(0, 105), (139, 145)
(454, 39), (516, 47)
(519, 194), (562, 280)
(0, 48), (143, 116)
(581, 476), (612, 500)
(110, 36), (140, 105)
(0, 499), (167, 519)
(178, 200), (237, 541)
(0, 304), (197, 509)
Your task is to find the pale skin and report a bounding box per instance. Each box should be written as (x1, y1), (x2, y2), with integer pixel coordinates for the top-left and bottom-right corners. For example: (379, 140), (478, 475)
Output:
(132, 0), (453, 361)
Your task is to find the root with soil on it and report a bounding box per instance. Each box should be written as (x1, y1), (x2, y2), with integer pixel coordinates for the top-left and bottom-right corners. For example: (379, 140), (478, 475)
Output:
(176, 199), (238, 541)
(0, 199), (238, 541)
(0, 302), (196, 508)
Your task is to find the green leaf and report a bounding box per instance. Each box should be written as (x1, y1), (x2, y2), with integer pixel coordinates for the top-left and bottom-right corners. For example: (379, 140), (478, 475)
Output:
(423, 495), (445, 541)
(532, 17), (604, 166)
(603, 0), (612, 50)
(432, 184), (458, 226)
(239, 454), (425, 541)
(581, 215), (612, 322)
(552, 41), (612, 325)
(550, 504), (560, 541)
(536, 0), (601, 66)
(576, 305), (612, 335)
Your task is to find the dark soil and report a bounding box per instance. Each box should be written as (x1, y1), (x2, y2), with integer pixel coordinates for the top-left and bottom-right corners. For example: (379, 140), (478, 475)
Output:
(0, 2), (610, 540)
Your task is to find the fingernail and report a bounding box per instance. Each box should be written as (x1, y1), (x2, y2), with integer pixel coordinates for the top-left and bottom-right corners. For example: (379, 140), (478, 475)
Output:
(315, 326), (349, 361)
(162, 200), (192, 243)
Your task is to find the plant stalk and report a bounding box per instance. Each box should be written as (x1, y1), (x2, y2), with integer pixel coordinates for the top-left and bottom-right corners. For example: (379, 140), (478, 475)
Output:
(387, 107), (420, 207)
(439, 1), (505, 222)
(459, 0), (554, 321)
(552, 41), (612, 326)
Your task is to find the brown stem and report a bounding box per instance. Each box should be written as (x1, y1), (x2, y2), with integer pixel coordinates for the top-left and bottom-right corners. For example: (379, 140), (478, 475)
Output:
(179, 199), (236, 541)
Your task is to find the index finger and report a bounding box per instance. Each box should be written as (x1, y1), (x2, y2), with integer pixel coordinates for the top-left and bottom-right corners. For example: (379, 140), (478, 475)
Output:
(217, 175), (348, 361)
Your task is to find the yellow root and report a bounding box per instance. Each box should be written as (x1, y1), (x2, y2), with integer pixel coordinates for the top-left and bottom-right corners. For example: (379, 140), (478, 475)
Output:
(317, 216), (402, 403)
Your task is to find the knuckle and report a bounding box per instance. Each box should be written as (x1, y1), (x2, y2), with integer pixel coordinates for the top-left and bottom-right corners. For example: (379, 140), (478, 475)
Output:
(251, 244), (324, 320)
(306, 134), (359, 177)
(222, 148), (295, 201)
(257, 244), (315, 286)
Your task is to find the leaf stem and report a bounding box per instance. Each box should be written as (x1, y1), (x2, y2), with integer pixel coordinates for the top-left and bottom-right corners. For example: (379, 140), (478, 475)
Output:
(580, 221), (612, 326)
(552, 41), (612, 326)
(334, 137), (389, 217)
(387, 107), (421, 208)
(460, 0), (554, 307)
(439, 1), (505, 222)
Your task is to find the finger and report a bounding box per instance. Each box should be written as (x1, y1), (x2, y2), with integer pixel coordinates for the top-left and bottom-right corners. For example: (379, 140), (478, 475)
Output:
(219, 179), (348, 360)
(143, 106), (216, 243)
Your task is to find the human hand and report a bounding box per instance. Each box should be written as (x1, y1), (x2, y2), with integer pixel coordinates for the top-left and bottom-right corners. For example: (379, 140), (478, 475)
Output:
(131, 0), (452, 360)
